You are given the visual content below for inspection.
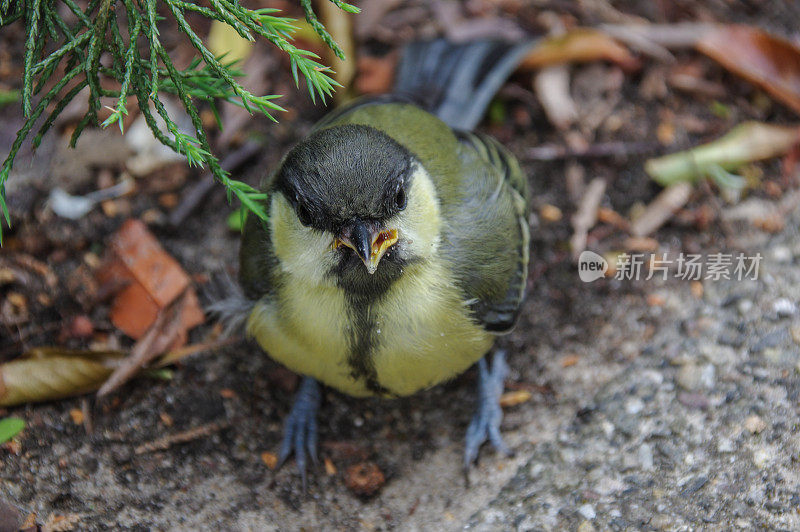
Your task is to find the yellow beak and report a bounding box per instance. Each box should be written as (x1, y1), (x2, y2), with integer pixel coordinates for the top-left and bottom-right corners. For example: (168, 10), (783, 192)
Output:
(334, 226), (399, 275)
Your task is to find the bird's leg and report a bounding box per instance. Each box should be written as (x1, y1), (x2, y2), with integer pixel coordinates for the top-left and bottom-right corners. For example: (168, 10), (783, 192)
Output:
(277, 376), (321, 490)
(464, 350), (513, 475)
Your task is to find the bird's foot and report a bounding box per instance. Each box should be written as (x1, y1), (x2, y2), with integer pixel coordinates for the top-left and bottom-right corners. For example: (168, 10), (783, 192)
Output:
(464, 350), (513, 480)
(277, 376), (321, 490)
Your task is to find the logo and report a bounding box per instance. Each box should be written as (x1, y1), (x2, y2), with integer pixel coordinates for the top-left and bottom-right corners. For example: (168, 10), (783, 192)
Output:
(578, 250), (608, 282)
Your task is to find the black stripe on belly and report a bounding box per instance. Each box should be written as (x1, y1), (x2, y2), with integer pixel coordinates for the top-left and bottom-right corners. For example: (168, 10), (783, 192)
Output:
(330, 249), (413, 396)
(344, 293), (390, 396)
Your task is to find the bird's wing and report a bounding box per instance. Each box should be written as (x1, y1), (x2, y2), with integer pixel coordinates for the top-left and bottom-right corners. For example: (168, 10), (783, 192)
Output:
(239, 198), (281, 300)
(441, 131), (530, 333)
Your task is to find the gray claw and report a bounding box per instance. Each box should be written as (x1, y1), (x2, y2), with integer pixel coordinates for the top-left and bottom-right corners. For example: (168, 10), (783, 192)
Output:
(277, 376), (321, 490)
(464, 350), (513, 474)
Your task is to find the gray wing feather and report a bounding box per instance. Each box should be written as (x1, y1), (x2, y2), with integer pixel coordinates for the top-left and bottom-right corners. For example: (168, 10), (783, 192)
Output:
(442, 131), (530, 333)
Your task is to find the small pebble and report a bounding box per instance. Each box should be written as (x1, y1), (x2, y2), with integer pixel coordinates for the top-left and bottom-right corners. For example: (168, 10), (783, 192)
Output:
(625, 397), (644, 415)
(771, 246), (792, 263)
(752, 448), (771, 469)
(773, 298), (796, 318)
(578, 504), (596, 520)
(717, 438), (735, 453)
(699, 364), (716, 389)
(677, 363), (714, 391)
(744, 414), (767, 434)
(638, 443), (654, 470)
(737, 299), (753, 316)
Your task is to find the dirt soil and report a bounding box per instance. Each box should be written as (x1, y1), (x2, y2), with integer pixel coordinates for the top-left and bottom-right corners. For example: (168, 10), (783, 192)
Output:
(2, 1), (800, 530)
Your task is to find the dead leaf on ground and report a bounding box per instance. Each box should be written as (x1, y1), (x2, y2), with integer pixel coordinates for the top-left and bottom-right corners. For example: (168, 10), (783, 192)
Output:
(645, 122), (800, 186)
(97, 219), (204, 342)
(0, 348), (123, 406)
(519, 28), (640, 71)
(261, 451), (278, 469)
(499, 390), (533, 407)
(697, 25), (800, 115)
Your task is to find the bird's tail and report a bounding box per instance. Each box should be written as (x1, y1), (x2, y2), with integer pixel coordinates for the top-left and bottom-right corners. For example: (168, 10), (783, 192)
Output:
(393, 39), (535, 131)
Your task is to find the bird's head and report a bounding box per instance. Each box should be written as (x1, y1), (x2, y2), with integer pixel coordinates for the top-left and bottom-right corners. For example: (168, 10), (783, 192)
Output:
(268, 124), (441, 291)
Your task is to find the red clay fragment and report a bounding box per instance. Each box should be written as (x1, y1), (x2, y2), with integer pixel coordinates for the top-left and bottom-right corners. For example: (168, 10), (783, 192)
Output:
(97, 219), (203, 341)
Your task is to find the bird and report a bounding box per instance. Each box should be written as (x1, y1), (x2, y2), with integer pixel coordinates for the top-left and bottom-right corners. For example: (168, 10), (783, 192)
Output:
(231, 39), (533, 486)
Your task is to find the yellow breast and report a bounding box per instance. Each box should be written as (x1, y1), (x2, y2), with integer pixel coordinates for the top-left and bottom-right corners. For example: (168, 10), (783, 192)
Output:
(246, 261), (493, 398)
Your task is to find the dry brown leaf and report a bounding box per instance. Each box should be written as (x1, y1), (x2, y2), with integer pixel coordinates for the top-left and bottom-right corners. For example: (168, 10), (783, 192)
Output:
(519, 28), (640, 71)
(0, 349), (122, 407)
(697, 25), (800, 115)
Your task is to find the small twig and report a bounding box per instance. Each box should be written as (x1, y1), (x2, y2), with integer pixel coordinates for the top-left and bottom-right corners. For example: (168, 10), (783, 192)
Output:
(534, 65), (576, 131)
(168, 140), (262, 227)
(599, 23), (717, 61)
(81, 397), (94, 435)
(525, 141), (661, 161)
(570, 177), (607, 260)
(155, 335), (239, 367)
(134, 421), (229, 454)
(97, 290), (188, 398)
(630, 182), (693, 237)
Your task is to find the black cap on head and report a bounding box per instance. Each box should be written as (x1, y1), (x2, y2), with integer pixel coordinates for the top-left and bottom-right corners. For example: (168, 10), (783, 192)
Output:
(275, 124), (413, 233)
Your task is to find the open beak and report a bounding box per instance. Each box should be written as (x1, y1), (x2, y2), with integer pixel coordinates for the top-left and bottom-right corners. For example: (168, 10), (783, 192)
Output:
(333, 220), (398, 274)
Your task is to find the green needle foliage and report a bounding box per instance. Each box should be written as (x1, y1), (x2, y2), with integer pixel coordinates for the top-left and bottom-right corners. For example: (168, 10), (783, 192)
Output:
(0, 0), (359, 243)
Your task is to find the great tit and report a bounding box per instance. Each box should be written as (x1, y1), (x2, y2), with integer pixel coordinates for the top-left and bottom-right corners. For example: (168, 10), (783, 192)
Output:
(236, 40), (532, 485)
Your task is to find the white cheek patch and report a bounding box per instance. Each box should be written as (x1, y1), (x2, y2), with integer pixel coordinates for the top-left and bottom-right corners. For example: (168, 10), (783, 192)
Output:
(270, 195), (338, 284)
(389, 164), (441, 260)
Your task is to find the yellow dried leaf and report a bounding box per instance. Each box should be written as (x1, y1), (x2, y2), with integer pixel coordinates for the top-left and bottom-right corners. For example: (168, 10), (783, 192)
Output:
(261, 451), (278, 469)
(69, 409), (84, 425)
(0, 351), (120, 407)
(646, 122), (800, 186)
(499, 390), (533, 407)
(324, 457), (337, 476)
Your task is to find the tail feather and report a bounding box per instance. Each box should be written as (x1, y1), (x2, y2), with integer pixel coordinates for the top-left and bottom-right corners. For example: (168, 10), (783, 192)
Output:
(394, 39), (536, 131)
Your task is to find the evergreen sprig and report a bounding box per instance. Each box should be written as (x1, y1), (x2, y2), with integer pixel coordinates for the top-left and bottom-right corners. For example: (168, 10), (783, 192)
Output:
(0, 0), (359, 243)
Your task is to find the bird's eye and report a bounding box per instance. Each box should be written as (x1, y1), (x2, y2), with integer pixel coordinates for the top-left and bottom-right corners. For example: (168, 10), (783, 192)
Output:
(395, 186), (407, 210)
(294, 196), (312, 226)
